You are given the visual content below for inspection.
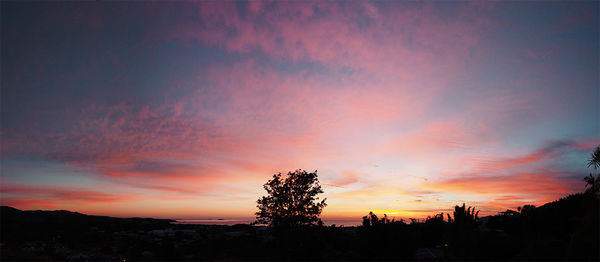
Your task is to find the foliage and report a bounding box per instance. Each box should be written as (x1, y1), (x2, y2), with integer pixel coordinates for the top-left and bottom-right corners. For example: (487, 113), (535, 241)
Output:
(584, 146), (599, 194)
(425, 212), (445, 224)
(255, 170), (327, 227)
(587, 146), (600, 170)
(362, 215), (370, 227)
(449, 203), (478, 225)
(518, 204), (536, 216)
(584, 174), (599, 194)
(381, 213), (390, 224)
(447, 204), (479, 258)
(2, 191), (598, 261)
(362, 212), (392, 227)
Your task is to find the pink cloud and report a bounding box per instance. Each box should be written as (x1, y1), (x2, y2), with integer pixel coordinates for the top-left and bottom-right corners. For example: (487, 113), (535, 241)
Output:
(156, 0), (493, 84)
(323, 173), (360, 188)
(382, 121), (477, 154)
(2, 1), (596, 219)
(1, 184), (139, 208)
(426, 172), (580, 198)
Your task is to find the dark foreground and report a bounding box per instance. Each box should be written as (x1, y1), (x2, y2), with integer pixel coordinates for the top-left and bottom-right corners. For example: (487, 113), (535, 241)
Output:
(1, 193), (598, 261)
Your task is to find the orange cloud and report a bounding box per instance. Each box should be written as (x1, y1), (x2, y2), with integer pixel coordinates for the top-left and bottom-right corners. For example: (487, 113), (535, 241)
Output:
(425, 172), (581, 201)
(323, 173), (360, 188)
(1, 184), (139, 207)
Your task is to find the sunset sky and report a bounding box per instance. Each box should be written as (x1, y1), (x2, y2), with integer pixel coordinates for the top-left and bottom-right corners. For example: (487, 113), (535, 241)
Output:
(1, 1), (598, 221)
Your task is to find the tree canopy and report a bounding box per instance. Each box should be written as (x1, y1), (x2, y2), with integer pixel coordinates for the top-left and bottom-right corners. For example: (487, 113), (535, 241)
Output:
(255, 170), (327, 227)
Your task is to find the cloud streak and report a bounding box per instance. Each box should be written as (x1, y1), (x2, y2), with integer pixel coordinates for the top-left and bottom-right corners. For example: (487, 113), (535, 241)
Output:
(1, 184), (139, 207)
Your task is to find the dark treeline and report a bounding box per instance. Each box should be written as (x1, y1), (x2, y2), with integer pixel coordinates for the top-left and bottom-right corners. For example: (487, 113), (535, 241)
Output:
(1, 191), (598, 261)
(1, 149), (599, 261)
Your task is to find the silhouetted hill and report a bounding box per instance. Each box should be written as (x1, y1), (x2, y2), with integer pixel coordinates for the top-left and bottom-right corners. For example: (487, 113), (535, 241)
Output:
(0, 206), (177, 260)
(1, 206), (174, 229)
(1, 208), (173, 246)
(484, 193), (599, 260)
(0, 205), (22, 215)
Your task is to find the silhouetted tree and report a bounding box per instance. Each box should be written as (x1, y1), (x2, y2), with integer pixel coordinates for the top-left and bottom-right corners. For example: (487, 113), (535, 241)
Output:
(584, 146), (600, 194)
(255, 170), (327, 227)
(362, 215), (370, 227)
(519, 204), (536, 215)
(448, 204), (479, 258)
(587, 146), (600, 169)
(584, 174), (599, 194)
(380, 214), (390, 224)
(452, 204), (478, 226)
(369, 212), (379, 226)
(425, 213), (445, 224)
(362, 211), (385, 227)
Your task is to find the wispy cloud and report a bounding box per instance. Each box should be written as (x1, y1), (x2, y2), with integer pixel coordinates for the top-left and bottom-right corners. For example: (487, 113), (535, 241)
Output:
(1, 184), (139, 207)
(1, 1), (597, 218)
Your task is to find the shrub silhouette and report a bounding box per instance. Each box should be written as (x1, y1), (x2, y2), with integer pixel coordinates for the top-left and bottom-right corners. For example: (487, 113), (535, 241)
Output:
(425, 212), (445, 224)
(255, 169), (327, 227)
(584, 146), (600, 194)
(362, 211), (377, 227)
(370, 212), (379, 226)
(449, 203), (478, 225)
(362, 211), (392, 227)
(518, 204), (536, 215)
(447, 204), (479, 258)
(362, 215), (370, 227)
(381, 213), (390, 224)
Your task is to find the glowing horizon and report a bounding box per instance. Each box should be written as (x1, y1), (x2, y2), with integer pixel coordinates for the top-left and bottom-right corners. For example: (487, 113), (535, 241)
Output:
(1, 1), (598, 221)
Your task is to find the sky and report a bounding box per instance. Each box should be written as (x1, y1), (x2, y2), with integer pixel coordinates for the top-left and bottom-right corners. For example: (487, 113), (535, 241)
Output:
(1, 1), (599, 221)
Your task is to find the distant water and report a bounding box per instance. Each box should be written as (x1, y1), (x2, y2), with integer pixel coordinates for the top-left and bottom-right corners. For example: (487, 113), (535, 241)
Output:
(174, 219), (254, 225)
(322, 219), (362, 227)
(174, 219), (362, 227)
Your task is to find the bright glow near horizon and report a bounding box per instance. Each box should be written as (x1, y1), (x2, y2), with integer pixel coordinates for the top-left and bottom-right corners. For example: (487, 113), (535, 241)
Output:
(1, 1), (598, 221)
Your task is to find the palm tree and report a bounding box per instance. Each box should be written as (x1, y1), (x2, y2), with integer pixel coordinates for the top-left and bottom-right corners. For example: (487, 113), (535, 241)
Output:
(587, 146), (600, 170)
(451, 203), (478, 226)
(584, 174), (597, 193)
(584, 146), (600, 194)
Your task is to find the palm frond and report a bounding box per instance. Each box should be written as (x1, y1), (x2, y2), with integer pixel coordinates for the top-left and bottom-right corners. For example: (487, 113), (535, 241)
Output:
(587, 146), (600, 170)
